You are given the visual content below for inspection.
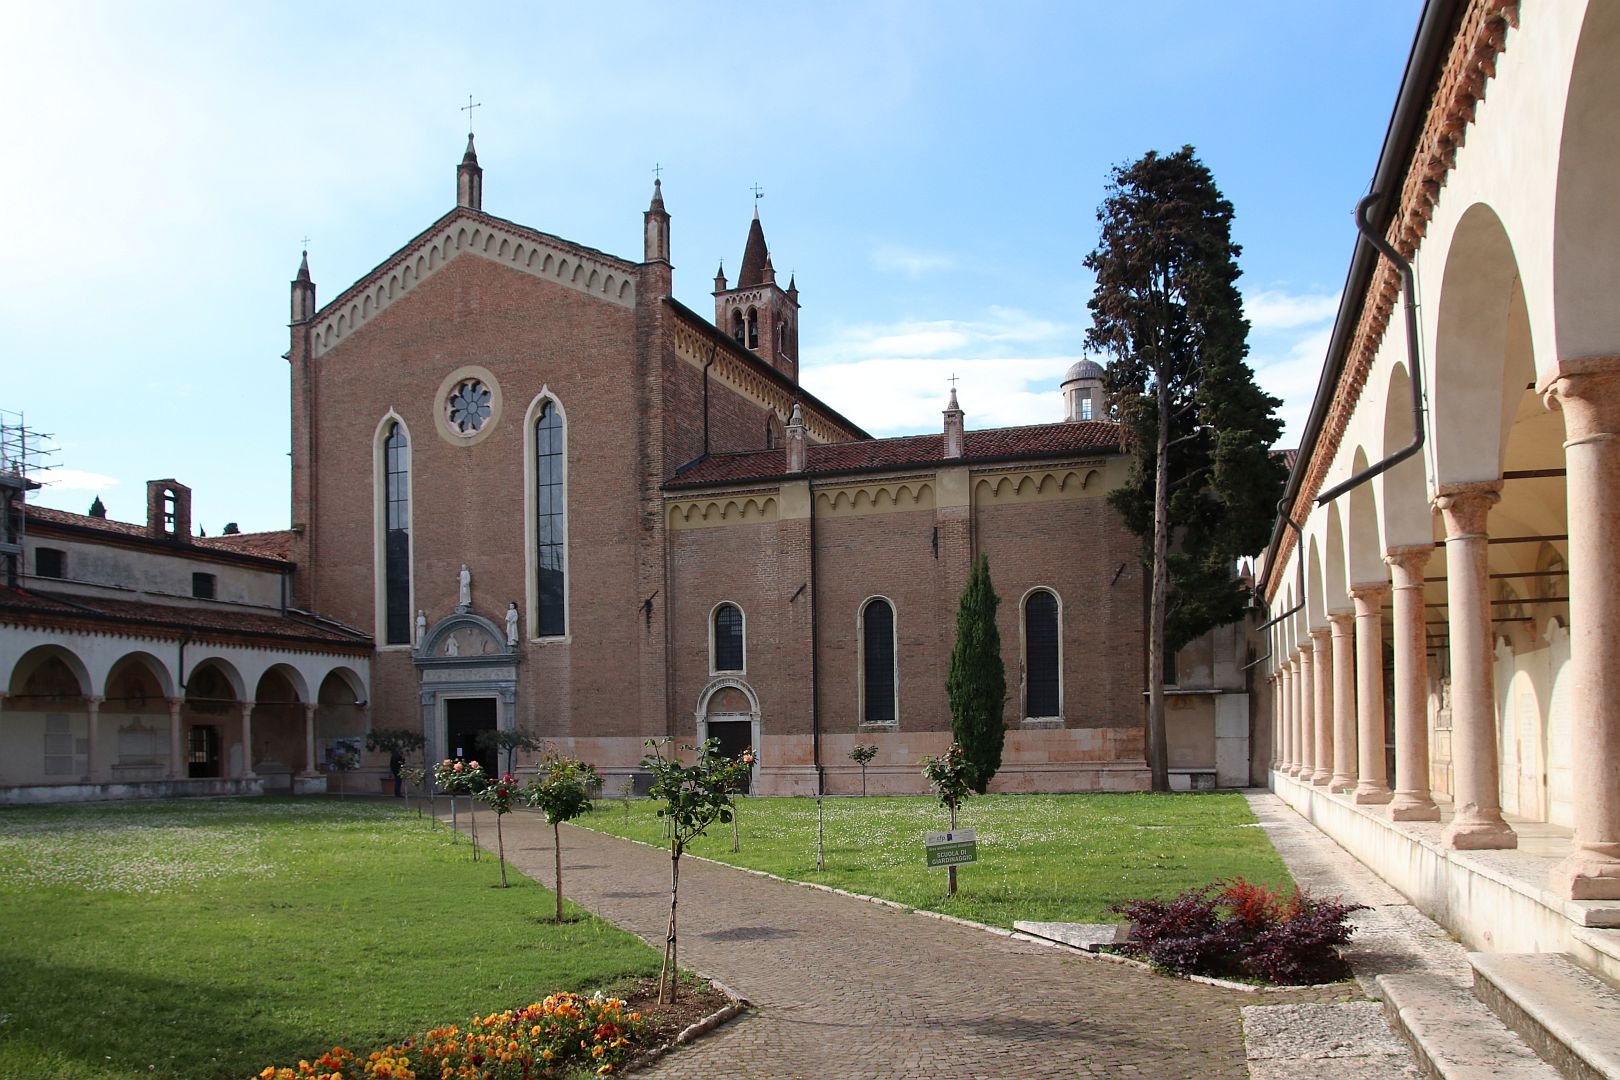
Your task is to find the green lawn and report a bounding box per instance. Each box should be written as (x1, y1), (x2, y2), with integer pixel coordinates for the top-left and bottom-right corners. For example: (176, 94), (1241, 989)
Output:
(0, 798), (660, 1080)
(580, 791), (1293, 928)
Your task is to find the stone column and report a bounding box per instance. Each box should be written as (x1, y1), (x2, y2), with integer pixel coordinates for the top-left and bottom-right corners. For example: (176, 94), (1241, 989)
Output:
(1311, 629), (1334, 786)
(240, 703), (258, 779)
(302, 703), (319, 777)
(1329, 613), (1357, 793)
(1278, 662), (1293, 774)
(1297, 647), (1315, 780)
(167, 698), (185, 779)
(1543, 359), (1620, 897)
(1351, 583), (1393, 804)
(1434, 482), (1515, 849)
(83, 695), (103, 783)
(1385, 545), (1440, 821)
(1271, 673), (1282, 770)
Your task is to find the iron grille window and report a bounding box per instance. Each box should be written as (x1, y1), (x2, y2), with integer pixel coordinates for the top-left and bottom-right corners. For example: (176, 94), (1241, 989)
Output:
(535, 403), (566, 637)
(35, 547), (65, 579)
(1025, 590), (1060, 717)
(383, 422), (411, 644)
(862, 598), (896, 725)
(713, 604), (744, 671)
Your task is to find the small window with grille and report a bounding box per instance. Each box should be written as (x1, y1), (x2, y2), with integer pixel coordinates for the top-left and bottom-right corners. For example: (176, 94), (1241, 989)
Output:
(35, 547), (66, 579)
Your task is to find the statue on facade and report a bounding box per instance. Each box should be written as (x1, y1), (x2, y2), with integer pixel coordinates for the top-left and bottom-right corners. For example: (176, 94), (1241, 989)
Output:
(415, 609), (427, 646)
(458, 564), (472, 609)
(506, 602), (519, 645)
(445, 634), (460, 657)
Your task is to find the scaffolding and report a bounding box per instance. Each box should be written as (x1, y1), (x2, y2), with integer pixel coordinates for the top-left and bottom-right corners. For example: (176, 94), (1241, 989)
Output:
(1, 410), (54, 588)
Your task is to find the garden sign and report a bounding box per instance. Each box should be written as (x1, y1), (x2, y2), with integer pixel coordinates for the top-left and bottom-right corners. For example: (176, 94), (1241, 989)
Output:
(924, 828), (977, 868)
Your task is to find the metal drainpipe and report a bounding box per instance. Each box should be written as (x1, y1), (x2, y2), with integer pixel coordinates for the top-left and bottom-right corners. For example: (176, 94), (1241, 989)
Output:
(1314, 192), (1427, 506)
(1243, 506), (1308, 670)
(807, 474), (823, 797)
(1248, 189), (1427, 669)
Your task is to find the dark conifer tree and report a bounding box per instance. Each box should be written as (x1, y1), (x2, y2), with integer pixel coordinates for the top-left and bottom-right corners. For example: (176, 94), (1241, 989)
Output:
(947, 554), (1007, 793)
(1084, 146), (1287, 792)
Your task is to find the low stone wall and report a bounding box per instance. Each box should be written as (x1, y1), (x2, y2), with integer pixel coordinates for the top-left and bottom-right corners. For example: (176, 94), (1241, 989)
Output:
(0, 777), (266, 805)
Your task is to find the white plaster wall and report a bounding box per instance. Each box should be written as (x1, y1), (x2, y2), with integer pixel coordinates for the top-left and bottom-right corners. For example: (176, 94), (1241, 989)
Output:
(22, 534), (286, 610)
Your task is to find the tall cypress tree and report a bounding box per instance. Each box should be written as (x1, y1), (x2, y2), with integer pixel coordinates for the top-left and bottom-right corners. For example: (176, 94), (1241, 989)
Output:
(947, 554), (1007, 793)
(1084, 146), (1287, 792)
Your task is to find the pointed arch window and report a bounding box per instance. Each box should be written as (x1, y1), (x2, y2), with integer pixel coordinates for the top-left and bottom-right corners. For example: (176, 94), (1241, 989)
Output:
(383, 421), (411, 645)
(534, 401), (566, 637)
(712, 603), (745, 673)
(1024, 589), (1061, 719)
(746, 307), (759, 350)
(732, 310), (746, 345)
(861, 597), (897, 727)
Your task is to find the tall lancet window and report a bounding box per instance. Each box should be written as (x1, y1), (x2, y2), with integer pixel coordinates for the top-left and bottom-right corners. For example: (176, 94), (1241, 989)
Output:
(746, 307), (760, 350)
(383, 422), (411, 645)
(535, 402), (567, 637)
(861, 597), (897, 727)
(1024, 589), (1061, 718)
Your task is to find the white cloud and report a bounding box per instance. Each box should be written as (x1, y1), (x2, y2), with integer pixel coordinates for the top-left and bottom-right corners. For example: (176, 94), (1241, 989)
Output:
(36, 468), (121, 494)
(802, 308), (1083, 436)
(1244, 289), (1341, 331)
(1251, 326), (1333, 448)
(870, 244), (956, 278)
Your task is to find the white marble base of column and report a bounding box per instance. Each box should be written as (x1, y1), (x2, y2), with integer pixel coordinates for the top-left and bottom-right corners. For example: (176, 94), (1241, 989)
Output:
(1352, 783), (1393, 805)
(1388, 792), (1441, 821)
(1554, 846), (1620, 900)
(1443, 806), (1519, 850)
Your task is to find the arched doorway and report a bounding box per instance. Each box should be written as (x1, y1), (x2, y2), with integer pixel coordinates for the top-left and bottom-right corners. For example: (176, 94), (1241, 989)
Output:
(696, 680), (759, 794)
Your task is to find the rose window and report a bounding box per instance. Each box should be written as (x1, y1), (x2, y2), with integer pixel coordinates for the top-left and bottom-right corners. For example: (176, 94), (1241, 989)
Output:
(446, 379), (492, 435)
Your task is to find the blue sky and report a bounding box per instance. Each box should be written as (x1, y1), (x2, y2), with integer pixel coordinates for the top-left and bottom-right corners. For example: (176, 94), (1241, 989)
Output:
(2, 1), (1420, 534)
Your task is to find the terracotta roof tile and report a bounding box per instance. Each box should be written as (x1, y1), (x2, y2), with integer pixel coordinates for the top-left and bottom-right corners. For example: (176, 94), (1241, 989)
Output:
(0, 586), (369, 648)
(668, 421), (1123, 489)
(24, 505), (294, 564)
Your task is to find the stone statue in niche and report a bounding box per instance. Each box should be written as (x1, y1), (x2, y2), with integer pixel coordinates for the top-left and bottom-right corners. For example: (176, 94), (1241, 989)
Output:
(458, 564), (472, 609)
(416, 609), (427, 646)
(445, 634), (460, 657)
(506, 602), (519, 645)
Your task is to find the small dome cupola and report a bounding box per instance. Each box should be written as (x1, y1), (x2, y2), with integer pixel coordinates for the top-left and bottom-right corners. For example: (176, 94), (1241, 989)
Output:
(1061, 358), (1106, 422)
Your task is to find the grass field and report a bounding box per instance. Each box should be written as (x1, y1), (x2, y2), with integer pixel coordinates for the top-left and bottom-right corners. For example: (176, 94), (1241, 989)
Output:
(0, 798), (661, 1080)
(578, 791), (1294, 928)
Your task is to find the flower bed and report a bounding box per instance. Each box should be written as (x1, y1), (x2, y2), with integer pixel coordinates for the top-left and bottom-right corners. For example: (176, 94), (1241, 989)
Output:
(256, 991), (641, 1079)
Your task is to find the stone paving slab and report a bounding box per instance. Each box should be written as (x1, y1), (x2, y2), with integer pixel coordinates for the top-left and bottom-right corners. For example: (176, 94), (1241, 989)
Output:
(480, 809), (1257, 1078)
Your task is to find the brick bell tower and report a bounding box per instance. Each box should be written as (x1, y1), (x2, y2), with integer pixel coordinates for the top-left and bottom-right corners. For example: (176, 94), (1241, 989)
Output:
(712, 207), (799, 381)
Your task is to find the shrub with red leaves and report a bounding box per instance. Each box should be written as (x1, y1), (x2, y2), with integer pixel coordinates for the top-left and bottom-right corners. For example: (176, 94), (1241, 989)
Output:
(1109, 878), (1365, 985)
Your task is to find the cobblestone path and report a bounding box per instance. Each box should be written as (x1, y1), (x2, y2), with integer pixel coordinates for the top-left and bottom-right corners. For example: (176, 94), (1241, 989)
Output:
(485, 811), (1253, 1079)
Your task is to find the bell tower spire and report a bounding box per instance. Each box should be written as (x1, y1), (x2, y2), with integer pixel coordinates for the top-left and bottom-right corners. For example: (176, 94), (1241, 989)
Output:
(713, 196), (800, 382)
(457, 134), (483, 211)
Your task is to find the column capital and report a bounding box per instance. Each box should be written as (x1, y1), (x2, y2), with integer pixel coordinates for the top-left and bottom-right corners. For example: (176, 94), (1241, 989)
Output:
(85, 694), (105, 707)
(166, 697), (185, 713)
(1433, 480), (1502, 538)
(1350, 582), (1390, 614)
(1384, 544), (1434, 584)
(1538, 355), (1620, 444)
(1309, 626), (1332, 645)
(1328, 611), (1355, 635)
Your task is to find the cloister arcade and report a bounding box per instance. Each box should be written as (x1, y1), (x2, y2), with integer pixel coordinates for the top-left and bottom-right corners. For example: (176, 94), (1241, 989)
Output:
(1263, 1), (1620, 964)
(1, 625), (369, 801)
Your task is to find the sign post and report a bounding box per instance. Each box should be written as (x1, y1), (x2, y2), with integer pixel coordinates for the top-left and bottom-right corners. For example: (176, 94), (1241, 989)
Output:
(925, 828), (977, 870)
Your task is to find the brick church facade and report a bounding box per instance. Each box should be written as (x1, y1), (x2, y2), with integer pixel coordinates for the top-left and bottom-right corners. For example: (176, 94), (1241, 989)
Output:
(2, 137), (1261, 802)
(281, 136), (1187, 796)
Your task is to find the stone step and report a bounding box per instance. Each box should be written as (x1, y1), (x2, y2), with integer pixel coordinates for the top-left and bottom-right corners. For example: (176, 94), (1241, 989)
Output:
(1378, 973), (1562, 1079)
(1470, 952), (1620, 1080)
